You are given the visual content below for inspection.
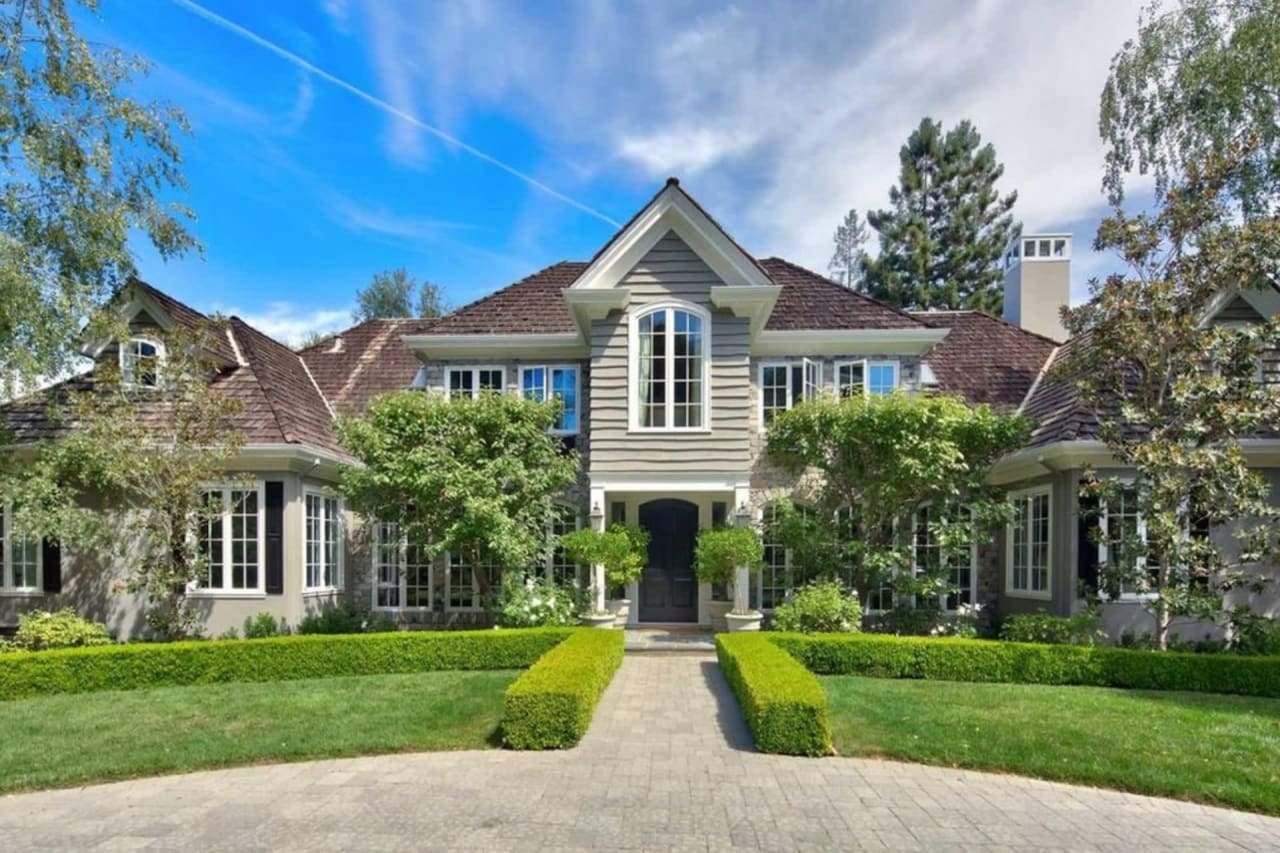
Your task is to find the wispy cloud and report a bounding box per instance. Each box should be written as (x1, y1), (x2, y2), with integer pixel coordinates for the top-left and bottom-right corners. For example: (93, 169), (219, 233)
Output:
(228, 302), (352, 347)
(283, 72), (315, 133)
(323, 193), (475, 242)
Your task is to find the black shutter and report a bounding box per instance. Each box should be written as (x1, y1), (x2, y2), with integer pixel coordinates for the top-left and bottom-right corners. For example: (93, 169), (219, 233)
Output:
(265, 481), (284, 595)
(42, 539), (62, 594)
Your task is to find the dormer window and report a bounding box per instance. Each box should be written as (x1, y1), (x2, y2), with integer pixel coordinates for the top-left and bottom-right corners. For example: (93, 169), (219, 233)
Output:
(631, 303), (710, 430)
(121, 337), (164, 388)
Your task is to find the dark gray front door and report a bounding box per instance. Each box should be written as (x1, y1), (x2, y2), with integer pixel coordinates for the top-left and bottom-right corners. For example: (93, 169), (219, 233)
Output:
(638, 499), (699, 623)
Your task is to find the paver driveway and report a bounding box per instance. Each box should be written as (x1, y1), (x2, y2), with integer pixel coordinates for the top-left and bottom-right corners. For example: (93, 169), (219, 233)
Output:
(2, 653), (1278, 851)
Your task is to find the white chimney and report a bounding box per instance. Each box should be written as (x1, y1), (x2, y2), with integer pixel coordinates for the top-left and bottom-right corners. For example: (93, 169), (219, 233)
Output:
(1002, 234), (1070, 342)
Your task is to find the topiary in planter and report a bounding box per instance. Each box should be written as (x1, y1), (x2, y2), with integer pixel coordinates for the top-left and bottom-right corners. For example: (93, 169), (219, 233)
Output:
(694, 526), (763, 614)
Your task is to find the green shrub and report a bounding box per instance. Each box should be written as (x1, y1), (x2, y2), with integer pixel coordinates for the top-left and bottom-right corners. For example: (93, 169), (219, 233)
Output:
(502, 629), (623, 749)
(560, 523), (650, 589)
(12, 609), (111, 651)
(693, 526), (763, 589)
(770, 580), (862, 633)
(0, 628), (575, 701)
(1228, 608), (1280, 656)
(716, 633), (831, 756)
(216, 627), (240, 641)
(297, 603), (396, 635)
(243, 612), (283, 640)
(496, 573), (584, 627)
(770, 632), (1280, 697)
(1000, 608), (1106, 646)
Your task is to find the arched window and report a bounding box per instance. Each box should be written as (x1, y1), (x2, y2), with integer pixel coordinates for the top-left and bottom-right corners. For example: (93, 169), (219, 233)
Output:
(631, 303), (710, 430)
(120, 337), (164, 388)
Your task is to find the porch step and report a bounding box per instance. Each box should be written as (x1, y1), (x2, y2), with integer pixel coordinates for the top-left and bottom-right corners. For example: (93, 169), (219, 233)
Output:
(623, 628), (716, 653)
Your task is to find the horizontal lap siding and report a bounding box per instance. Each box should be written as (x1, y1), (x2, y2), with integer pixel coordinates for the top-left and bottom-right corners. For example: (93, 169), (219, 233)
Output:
(589, 232), (751, 474)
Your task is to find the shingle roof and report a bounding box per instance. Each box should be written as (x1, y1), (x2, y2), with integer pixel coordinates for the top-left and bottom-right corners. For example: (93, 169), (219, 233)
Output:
(299, 317), (438, 416)
(911, 310), (1058, 410)
(131, 280), (239, 365)
(759, 259), (929, 330)
(1019, 333), (1102, 447)
(426, 263), (585, 335)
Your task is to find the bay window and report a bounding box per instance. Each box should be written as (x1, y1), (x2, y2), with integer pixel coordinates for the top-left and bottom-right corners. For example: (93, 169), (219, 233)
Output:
(304, 492), (342, 591)
(197, 485), (263, 593)
(633, 304), (709, 430)
(520, 365), (580, 434)
(1008, 488), (1051, 598)
(0, 506), (41, 593)
(447, 366), (505, 399)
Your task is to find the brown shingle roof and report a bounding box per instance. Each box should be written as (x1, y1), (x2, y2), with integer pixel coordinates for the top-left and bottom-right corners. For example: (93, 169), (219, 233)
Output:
(1019, 333), (1102, 447)
(131, 280), (239, 365)
(299, 317), (438, 416)
(759, 258), (928, 330)
(426, 263), (586, 335)
(911, 310), (1058, 410)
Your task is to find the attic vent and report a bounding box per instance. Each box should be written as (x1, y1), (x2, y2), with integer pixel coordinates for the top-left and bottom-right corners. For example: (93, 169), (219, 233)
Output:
(326, 337), (344, 354)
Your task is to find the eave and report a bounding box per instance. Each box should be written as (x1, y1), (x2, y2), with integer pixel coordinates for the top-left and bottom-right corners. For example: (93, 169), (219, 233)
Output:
(751, 327), (948, 357)
(709, 285), (781, 337)
(562, 288), (630, 340)
(401, 332), (589, 361)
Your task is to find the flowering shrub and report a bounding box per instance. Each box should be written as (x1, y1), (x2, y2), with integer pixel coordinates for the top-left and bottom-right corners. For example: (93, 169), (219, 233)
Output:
(770, 580), (862, 634)
(496, 573), (585, 628)
(1000, 607), (1106, 646)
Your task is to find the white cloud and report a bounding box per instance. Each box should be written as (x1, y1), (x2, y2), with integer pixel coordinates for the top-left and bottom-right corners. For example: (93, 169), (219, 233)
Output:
(229, 302), (353, 347)
(284, 73), (315, 133)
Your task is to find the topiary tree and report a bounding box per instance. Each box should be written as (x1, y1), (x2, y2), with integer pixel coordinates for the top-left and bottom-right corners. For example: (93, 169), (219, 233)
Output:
(336, 390), (580, 606)
(560, 523), (649, 615)
(694, 526), (764, 615)
(766, 392), (1029, 612)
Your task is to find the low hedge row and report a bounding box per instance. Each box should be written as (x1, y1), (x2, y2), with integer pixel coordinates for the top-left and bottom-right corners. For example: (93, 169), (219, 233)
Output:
(770, 633), (1280, 698)
(716, 633), (831, 756)
(0, 628), (574, 701)
(502, 628), (624, 749)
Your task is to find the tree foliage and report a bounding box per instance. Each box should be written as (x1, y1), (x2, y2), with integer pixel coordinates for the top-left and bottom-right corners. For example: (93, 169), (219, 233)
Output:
(0, 0), (196, 395)
(354, 268), (448, 320)
(560, 523), (649, 589)
(861, 117), (1019, 313)
(828, 208), (869, 289)
(765, 393), (1028, 608)
(1101, 0), (1280, 217)
(336, 391), (580, 601)
(1061, 144), (1280, 650)
(0, 324), (244, 639)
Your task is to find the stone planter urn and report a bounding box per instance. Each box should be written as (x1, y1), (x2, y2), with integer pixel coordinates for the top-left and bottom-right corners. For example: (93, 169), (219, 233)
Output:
(607, 597), (631, 627)
(725, 611), (763, 632)
(581, 612), (617, 629)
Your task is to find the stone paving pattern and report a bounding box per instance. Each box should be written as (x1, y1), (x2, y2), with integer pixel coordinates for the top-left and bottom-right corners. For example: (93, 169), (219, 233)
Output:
(2, 653), (1278, 851)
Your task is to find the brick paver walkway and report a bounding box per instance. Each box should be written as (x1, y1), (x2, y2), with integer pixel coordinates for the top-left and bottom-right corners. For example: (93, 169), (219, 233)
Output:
(2, 653), (1278, 851)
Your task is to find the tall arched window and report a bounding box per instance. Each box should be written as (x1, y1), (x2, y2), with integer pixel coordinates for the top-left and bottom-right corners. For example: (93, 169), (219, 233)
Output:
(632, 303), (710, 430)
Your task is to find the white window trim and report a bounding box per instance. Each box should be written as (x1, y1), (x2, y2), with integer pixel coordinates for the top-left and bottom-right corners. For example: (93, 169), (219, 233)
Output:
(303, 489), (343, 594)
(119, 336), (166, 388)
(519, 364), (582, 436)
(756, 503), (791, 611)
(1006, 486), (1053, 600)
(0, 504), (43, 596)
(832, 359), (900, 398)
(370, 522), (433, 612)
(445, 550), (496, 612)
(758, 359), (823, 429)
(189, 481), (267, 598)
(1097, 480), (1156, 602)
(911, 506), (978, 613)
(445, 365), (507, 400)
(544, 504), (583, 583)
(627, 300), (713, 433)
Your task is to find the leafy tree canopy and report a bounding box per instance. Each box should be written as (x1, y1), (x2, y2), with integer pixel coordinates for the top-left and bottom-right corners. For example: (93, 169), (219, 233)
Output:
(336, 391), (580, 598)
(0, 0), (196, 396)
(861, 117), (1019, 313)
(1102, 0), (1280, 217)
(354, 268), (449, 321)
(1061, 142), (1280, 649)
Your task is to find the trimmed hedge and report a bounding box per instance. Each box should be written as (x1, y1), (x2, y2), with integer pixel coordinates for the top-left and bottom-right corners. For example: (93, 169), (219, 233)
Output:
(0, 628), (574, 701)
(770, 633), (1280, 698)
(502, 629), (624, 749)
(716, 633), (831, 756)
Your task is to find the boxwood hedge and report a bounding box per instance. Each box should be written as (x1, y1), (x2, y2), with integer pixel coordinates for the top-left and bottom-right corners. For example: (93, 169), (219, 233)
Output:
(770, 632), (1280, 698)
(502, 628), (624, 749)
(716, 633), (831, 756)
(0, 628), (574, 701)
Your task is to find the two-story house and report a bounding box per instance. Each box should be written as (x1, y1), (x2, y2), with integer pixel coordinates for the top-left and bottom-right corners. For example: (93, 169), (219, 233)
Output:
(2, 179), (1276, 640)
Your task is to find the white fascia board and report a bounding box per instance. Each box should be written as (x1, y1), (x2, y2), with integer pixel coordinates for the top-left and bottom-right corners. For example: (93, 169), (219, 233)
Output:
(563, 288), (630, 338)
(1198, 285), (1280, 327)
(401, 332), (589, 360)
(233, 444), (355, 478)
(80, 289), (177, 358)
(991, 437), (1280, 485)
(588, 471), (751, 493)
(752, 327), (948, 356)
(572, 187), (772, 291)
(709, 285), (781, 337)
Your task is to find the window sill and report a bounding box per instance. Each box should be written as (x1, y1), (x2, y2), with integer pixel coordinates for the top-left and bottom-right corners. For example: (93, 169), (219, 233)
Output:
(187, 591), (266, 600)
(626, 428), (713, 436)
(372, 606), (431, 612)
(0, 590), (44, 598)
(1005, 590), (1052, 601)
(303, 587), (340, 598)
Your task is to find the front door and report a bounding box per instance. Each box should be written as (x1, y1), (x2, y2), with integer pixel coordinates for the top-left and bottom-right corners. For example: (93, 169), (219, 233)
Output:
(638, 499), (699, 623)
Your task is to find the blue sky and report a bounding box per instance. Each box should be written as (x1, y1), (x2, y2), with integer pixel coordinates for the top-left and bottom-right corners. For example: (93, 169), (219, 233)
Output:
(88, 0), (1146, 343)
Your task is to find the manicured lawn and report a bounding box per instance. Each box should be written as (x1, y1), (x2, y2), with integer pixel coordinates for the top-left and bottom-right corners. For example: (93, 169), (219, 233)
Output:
(823, 676), (1280, 815)
(0, 670), (518, 792)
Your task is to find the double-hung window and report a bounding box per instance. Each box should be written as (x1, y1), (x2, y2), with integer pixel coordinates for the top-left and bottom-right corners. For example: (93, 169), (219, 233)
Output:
(1007, 488), (1051, 598)
(304, 492), (343, 591)
(121, 336), (164, 388)
(373, 521), (432, 609)
(834, 360), (898, 397)
(197, 485), (264, 593)
(633, 304), (709, 430)
(756, 504), (790, 610)
(447, 366), (505, 399)
(543, 505), (582, 585)
(0, 506), (41, 593)
(913, 504), (976, 611)
(520, 365), (580, 434)
(759, 359), (821, 426)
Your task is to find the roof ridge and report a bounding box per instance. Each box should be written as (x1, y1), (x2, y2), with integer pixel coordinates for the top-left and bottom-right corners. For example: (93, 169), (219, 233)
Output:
(760, 257), (929, 328)
(333, 319), (407, 406)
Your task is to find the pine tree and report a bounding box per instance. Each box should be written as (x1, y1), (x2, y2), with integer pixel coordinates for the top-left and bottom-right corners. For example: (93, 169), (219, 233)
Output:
(862, 118), (1019, 312)
(828, 209), (869, 289)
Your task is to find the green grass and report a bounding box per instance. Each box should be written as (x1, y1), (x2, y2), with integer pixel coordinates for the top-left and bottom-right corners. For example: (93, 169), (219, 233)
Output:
(823, 676), (1280, 815)
(0, 670), (518, 793)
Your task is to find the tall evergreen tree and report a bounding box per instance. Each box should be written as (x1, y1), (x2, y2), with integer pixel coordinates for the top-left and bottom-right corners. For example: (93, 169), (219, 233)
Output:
(354, 268), (449, 321)
(828, 208), (869, 288)
(862, 118), (1019, 312)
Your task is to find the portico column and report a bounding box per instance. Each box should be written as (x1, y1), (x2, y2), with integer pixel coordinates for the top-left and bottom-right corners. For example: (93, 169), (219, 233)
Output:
(733, 488), (752, 613)
(589, 488), (606, 614)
